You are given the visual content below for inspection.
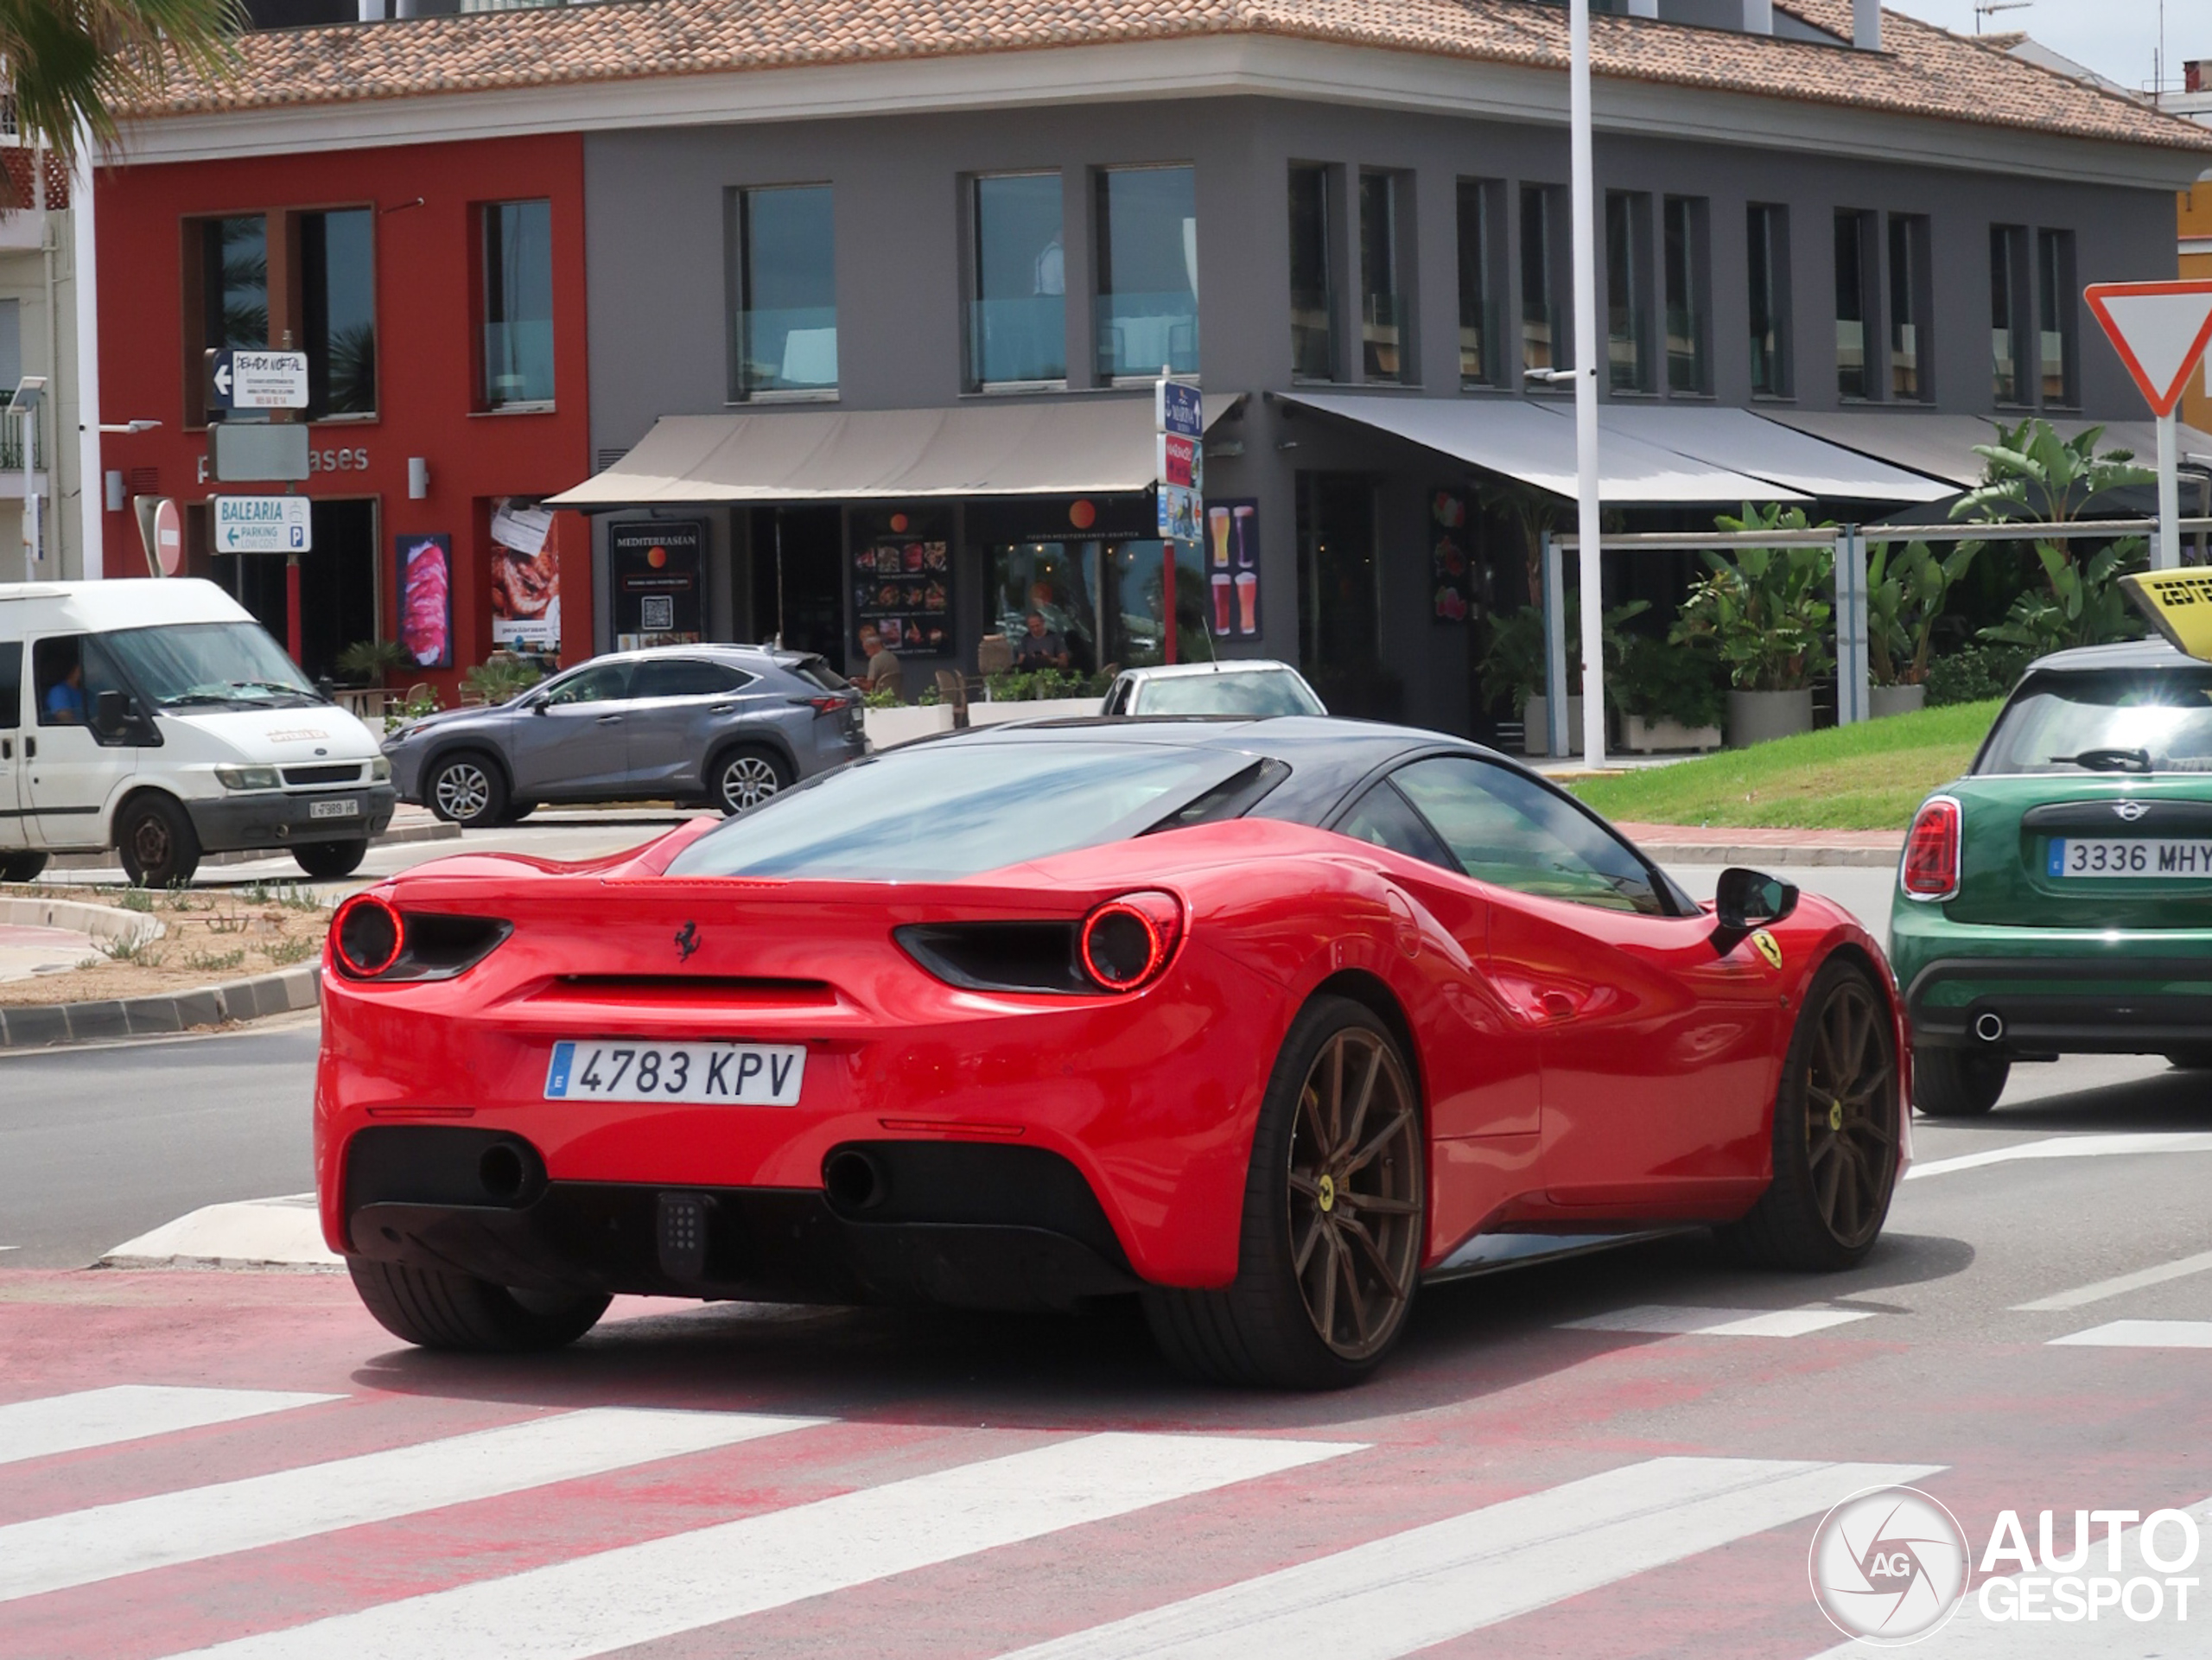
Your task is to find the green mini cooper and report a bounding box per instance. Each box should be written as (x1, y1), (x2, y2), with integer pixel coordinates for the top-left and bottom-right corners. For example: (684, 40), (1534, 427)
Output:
(1891, 640), (2212, 1116)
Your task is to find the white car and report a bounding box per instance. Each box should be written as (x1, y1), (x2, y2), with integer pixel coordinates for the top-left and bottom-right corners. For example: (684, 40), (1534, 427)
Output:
(1100, 659), (1326, 718)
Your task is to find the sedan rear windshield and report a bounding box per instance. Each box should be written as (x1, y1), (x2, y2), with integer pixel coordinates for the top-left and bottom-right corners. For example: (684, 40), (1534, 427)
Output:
(664, 740), (1254, 881)
(1138, 671), (1324, 717)
(1977, 669), (2212, 775)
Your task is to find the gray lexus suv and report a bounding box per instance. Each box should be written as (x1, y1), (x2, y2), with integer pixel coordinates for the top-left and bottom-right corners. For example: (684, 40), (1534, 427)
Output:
(384, 645), (865, 826)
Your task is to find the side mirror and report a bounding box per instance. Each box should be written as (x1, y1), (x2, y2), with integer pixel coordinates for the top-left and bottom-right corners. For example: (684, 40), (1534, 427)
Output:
(1713, 866), (1798, 931)
(92, 688), (129, 737)
(530, 698), (550, 715)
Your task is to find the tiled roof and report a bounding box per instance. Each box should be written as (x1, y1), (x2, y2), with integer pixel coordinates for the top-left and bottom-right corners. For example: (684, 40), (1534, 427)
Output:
(124, 0), (2212, 155)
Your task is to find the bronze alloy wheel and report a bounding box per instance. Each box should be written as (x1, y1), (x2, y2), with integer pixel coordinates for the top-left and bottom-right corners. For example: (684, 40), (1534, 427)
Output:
(1802, 976), (1897, 1250)
(1285, 1027), (1424, 1361)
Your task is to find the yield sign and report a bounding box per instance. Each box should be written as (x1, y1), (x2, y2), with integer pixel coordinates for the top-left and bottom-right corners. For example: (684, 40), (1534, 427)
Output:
(2085, 279), (2212, 417)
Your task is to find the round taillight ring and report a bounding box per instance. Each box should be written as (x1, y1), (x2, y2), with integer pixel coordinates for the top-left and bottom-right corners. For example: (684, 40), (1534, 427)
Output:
(1079, 891), (1183, 992)
(332, 894), (404, 979)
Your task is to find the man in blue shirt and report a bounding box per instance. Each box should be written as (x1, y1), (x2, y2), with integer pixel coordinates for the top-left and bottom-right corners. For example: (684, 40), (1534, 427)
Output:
(43, 661), (84, 723)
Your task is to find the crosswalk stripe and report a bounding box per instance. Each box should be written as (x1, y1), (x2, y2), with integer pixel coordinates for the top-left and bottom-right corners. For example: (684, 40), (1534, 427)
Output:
(2048, 1319), (2212, 1349)
(2013, 1248), (2212, 1311)
(1905, 1132), (2212, 1181)
(996, 1456), (1940, 1660)
(157, 1430), (1362, 1660)
(2, 1406), (823, 1604)
(1561, 1304), (1877, 1338)
(0, 1385), (341, 1468)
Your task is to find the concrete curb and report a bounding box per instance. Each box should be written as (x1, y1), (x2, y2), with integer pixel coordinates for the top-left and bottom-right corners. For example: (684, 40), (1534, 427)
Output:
(1641, 843), (1903, 870)
(98, 1193), (342, 1272)
(0, 963), (321, 1050)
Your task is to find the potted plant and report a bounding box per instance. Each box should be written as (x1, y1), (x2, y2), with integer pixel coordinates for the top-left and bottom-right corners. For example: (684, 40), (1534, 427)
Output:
(1671, 504), (1834, 747)
(969, 667), (1111, 727)
(1479, 598), (1646, 756)
(461, 652), (543, 707)
(1612, 634), (1726, 752)
(1866, 538), (1980, 717)
(334, 638), (410, 688)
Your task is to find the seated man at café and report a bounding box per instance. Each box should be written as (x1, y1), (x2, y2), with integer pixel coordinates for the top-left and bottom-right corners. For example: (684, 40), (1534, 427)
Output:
(854, 623), (904, 697)
(1012, 611), (1071, 672)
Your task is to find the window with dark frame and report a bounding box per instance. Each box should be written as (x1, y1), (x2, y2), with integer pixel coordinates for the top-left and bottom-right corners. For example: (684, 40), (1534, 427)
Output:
(1662, 195), (1707, 396)
(1888, 214), (1929, 402)
(969, 173), (1065, 389)
(1359, 171), (1408, 383)
(1747, 202), (1790, 398)
(1094, 164), (1198, 381)
(1457, 180), (1498, 387)
(2037, 228), (2078, 407)
(1522, 184), (1565, 376)
(481, 199), (555, 410)
(1990, 224), (2031, 406)
(1288, 163), (1336, 381)
(1834, 209), (1874, 401)
(1605, 191), (1650, 394)
(730, 184), (836, 399)
(301, 209), (375, 419)
(195, 215), (267, 425)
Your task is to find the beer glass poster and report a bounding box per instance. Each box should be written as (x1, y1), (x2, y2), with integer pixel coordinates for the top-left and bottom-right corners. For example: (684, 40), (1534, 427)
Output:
(489, 498), (560, 652)
(1202, 499), (1260, 639)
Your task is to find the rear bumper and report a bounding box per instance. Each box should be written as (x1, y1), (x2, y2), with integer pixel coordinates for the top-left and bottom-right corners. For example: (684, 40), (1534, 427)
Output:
(1904, 952), (2212, 1054)
(187, 785), (397, 854)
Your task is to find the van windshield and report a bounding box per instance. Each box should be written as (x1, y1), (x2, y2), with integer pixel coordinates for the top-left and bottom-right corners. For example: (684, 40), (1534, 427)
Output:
(102, 623), (324, 711)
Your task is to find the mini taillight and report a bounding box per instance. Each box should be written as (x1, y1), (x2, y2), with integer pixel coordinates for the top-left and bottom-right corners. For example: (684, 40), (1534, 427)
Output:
(1079, 891), (1184, 992)
(1901, 797), (1961, 901)
(332, 894), (404, 978)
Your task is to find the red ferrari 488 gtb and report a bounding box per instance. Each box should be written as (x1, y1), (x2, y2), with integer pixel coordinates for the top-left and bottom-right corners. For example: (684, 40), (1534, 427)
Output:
(319, 718), (1905, 1389)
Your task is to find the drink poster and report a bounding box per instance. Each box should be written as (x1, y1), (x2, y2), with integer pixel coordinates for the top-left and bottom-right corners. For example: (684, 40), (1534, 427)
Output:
(1430, 489), (1474, 624)
(397, 534), (452, 668)
(488, 497), (560, 652)
(1203, 499), (1260, 639)
(852, 535), (952, 657)
(610, 520), (703, 649)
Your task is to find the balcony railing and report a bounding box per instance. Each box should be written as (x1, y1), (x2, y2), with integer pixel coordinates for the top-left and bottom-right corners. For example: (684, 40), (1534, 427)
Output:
(0, 393), (41, 473)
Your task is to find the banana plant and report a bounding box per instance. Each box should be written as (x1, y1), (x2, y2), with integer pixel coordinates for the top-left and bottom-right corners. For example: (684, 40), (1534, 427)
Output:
(1866, 539), (1980, 685)
(1670, 504), (1836, 691)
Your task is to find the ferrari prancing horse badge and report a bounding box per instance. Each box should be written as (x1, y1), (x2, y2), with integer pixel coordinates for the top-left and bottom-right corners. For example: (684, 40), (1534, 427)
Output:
(1751, 929), (1783, 970)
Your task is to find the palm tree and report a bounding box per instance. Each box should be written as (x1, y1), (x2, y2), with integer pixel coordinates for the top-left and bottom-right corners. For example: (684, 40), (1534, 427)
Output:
(0, 0), (241, 178)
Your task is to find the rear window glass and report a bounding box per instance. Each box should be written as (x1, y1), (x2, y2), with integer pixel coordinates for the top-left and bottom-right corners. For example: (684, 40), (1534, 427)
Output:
(793, 657), (849, 692)
(1977, 670), (2212, 775)
(1137, 671), (1323, 717)
(665, 740), (1249, 881)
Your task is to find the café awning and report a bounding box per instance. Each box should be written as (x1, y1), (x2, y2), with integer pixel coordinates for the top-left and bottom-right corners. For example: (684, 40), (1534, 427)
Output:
(550, 394), (1244, 509)
(1596, 406), (1956, 502)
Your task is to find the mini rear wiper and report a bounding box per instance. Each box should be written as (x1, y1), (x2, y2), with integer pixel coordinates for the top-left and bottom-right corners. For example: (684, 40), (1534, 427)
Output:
(2048, 747), (2152, 773)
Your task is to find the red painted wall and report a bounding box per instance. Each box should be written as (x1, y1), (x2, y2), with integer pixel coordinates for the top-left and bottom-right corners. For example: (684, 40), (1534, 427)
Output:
(93, 132), (594, 697)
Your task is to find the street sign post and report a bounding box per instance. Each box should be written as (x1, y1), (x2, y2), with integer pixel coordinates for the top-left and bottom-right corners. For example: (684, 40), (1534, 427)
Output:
(2083, 280), (2212, 570)
(1154, 377), (1204, 544)
(209, 422), (311, 483)
(206, 349), (309, 412)
(212, 494), (311, 555)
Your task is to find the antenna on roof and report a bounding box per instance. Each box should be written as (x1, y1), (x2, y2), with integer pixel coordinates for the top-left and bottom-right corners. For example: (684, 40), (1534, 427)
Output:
(1973, 0), (2031, 33)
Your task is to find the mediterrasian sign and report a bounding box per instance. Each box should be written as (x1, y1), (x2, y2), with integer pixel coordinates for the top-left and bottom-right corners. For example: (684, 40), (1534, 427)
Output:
(213, 495), (312, 555)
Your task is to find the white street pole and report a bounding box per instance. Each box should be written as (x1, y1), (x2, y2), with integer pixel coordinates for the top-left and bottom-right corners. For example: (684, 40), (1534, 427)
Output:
(2156, 409), (2181, 570)
(71, 124), (102, 581)
(1570, 0), (1605, 766)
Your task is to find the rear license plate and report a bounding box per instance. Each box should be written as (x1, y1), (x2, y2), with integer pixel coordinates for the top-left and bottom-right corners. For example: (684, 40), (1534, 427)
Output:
(2049, 837), (2212, 877)
(543, 1040), (804, 1105)
(309, 798), (359, 820)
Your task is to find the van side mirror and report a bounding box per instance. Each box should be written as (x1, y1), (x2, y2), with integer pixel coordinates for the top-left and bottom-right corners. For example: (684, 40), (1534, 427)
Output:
(1713, 867), (1798, 931)
(92, 689), (129, 738)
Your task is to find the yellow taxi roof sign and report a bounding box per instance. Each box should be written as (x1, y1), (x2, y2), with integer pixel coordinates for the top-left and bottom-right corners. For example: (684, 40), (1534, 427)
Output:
(2120, 569), (2212, 663)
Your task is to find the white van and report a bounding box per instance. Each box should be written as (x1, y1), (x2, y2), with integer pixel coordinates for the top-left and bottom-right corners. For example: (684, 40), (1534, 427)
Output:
(0, 580), (395, 887)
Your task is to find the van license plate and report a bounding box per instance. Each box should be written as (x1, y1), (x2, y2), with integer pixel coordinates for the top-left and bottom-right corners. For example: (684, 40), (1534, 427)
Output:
(2050, 837), (2212, 877)
(543, 1040), (804, 1105)
(309, 798), (359, 820)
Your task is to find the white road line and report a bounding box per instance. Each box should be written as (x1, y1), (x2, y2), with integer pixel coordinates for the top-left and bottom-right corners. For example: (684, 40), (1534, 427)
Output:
(2048, 1319), (2212, 1350)
(160, 1431), (1362, 1660)
(2, 1406), (823, 1604)
(1906, 1132), (2212, 1180)
(2012, 1248), (2212, 1312)
(1561, 1304), (1877, 1338)
(997, 1456), (1940, 1660)
(0, 1385), (340, 1469)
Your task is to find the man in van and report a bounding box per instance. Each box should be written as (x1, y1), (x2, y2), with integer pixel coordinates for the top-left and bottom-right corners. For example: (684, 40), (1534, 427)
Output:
(42, 658), (84, 723)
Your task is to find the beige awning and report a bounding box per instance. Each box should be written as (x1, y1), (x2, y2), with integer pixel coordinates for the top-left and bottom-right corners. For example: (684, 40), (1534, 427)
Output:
(550, 395), (1244, 508)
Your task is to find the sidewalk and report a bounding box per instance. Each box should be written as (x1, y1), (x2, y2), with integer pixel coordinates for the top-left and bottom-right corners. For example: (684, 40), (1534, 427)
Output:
(1616, 820), (1904, 869)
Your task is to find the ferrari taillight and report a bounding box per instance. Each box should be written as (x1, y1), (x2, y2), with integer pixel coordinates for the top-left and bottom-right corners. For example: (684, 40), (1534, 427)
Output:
(332, 894), (404, 978)
(1901, 796), (1961, 901)
(329, 898), (510, 983)
(1079, 891), (1184, 993)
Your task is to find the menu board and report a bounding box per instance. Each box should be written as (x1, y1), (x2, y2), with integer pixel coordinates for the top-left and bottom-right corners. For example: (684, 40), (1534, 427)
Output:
(610, 519), (703, 650)
(852, 537), (951, 657)
(1430, 489), (1474, 624)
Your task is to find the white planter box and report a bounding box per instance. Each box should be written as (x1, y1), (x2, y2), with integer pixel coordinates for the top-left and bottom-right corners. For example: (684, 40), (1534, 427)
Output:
(1521, 695), (1584, 757)
(1869, 684), (1928, 720)
(1623, 715), (1724, 754)
(966, 696), (1106, 727)
(1726, 688), (1815, 748)
(862, 704), (957, 749)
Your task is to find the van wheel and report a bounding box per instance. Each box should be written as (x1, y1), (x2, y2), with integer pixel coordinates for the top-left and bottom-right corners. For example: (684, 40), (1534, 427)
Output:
(116, 795), (201, 889)
(294, 839), (368, 880)
(0, 852), (48, 883)
(427, 753), (507, 828)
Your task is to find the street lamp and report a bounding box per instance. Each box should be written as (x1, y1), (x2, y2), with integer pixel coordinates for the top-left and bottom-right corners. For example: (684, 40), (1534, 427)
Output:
(1568, 0), (1605, 767)
(95, 419), (161, 435)
(11, 376), (44, 566)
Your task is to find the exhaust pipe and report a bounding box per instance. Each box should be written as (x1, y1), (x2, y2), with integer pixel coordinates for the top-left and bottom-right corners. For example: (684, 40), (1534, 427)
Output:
(1974, 1011), (2005, 1045)
(823, 1148), (887, 1212)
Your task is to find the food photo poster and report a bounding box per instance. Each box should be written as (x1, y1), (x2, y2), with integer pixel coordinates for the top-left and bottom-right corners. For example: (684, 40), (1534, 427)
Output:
(489, 498), (560, 653)
(399, 534), (453, 669)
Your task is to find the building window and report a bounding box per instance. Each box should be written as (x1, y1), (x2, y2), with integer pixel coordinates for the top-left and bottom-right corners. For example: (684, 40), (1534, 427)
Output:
(1662, 195), (1707, 395)
(730, 184), (836, 398)
(1834, 209), (1874, 401)
(1095, 165), (1198, 381)
(1747, 203), (1790, 398)
(1288, 164), (1336, 380)
(302, 208), (375, 418)
(1605, 191), (1649, 393)
(969, 174), (1065, 389)
(1457, 179), (1499, 387)
(1990, 224), (2031, 406)
(2038, 228), (2078, 406)
(1359, 171), (1408, 383)
(480, 199), (554, 410)
(1889, 214), (1929, 402)
(1522, 184), (1565, 376)
(194, 215), (268, 424)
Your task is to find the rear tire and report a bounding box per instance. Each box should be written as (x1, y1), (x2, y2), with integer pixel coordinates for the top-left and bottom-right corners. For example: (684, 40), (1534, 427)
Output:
(1144, 995), (1425, 1390)
(346, 1257), (608, 1353)
(1913, 1049), (2009, 1117)
(0, 851), (48, 883)
(293, 838), (367, 880)
(427, 752), (508, 829)
(712, 746), (791, 815)
(1720, 960), (1901, 1273)
(115, 794), (201, 889)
